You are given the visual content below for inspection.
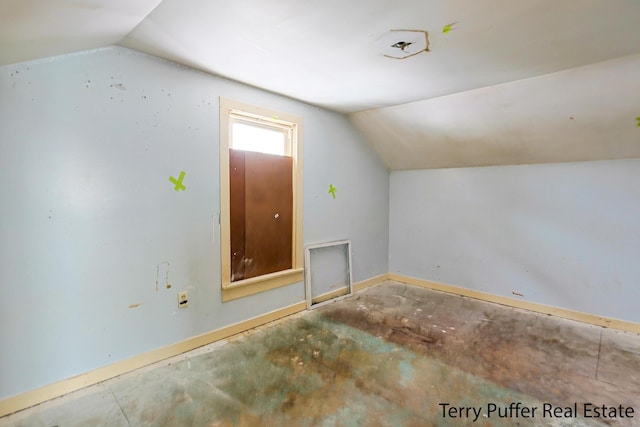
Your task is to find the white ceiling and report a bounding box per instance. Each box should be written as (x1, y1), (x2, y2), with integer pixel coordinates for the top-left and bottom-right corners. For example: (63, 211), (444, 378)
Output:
(2, 0), (639, 168)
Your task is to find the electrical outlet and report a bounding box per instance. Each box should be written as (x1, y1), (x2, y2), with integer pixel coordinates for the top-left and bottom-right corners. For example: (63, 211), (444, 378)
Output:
(178, 291), (189, 308)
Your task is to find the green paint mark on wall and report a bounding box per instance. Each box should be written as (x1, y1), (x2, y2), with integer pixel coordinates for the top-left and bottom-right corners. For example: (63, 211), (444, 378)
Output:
(169, 171), (186, 191)
(442, 23), (454, 34)
(636, 117), (640, 127)
(328, 184), (337, 199)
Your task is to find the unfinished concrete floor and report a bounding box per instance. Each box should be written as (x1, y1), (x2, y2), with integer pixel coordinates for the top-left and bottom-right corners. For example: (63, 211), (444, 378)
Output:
(2, 281), (639, 426)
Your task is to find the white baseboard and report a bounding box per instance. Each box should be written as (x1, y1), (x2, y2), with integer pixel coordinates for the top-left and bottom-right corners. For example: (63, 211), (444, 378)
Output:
(388, 273), (640, 334)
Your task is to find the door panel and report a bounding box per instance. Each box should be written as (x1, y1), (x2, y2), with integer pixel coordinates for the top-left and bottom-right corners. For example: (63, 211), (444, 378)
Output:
(229, 149), (293, 281)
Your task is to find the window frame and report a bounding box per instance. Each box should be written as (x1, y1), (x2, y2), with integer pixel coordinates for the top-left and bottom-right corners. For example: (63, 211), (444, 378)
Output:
(219, 97), (304, 301)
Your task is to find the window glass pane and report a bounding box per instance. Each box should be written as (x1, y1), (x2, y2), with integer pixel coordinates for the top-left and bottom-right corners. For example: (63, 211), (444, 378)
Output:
(231, 122), (286, 156)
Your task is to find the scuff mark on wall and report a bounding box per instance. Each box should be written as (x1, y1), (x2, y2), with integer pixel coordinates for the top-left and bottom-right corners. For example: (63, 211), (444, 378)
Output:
(128, 303), (143, 309)
(156, 261), (170, 292)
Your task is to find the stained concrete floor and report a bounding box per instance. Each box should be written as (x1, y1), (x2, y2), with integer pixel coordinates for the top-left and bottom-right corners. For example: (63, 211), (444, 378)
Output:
(2, 281), (639, 427)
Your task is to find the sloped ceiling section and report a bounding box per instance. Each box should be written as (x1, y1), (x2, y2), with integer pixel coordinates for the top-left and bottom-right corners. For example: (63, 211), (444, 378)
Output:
(349, 54), (640, 170)
(1, 0), (639, 169)
(0, 1), (163, 65)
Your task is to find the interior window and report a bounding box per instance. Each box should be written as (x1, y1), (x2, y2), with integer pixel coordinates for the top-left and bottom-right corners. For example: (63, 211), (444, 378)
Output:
(231, 122), (287, 156)
(219, 98), (303, 301)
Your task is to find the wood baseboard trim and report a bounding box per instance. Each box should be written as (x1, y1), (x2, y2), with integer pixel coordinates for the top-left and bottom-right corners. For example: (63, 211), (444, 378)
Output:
(354, 273), (390, 291)
(310, 274), (390, 304)
(312, 287), (349, 304)
(0, 301), (307, 418)
(388, 273), (640, 334)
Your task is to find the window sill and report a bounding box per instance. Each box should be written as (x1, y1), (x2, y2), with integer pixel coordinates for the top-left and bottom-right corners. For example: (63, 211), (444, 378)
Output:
(221, 268), (304, 302)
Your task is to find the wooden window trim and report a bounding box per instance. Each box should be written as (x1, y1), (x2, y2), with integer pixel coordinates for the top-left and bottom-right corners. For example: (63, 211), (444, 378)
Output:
(219, 97), (303, 301)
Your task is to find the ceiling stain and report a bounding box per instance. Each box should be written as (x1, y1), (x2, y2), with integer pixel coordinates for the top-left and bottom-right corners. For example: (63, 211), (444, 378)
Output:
(390, 41), (412, 51)
(383, 29), (430, 60)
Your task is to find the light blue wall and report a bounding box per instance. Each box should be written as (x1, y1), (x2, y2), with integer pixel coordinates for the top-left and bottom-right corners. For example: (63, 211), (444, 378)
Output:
(0, 47), (389, 399)
(389, 159), (640, 323)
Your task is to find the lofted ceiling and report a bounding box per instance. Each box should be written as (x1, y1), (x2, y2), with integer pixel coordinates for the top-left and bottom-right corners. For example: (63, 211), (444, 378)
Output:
(351, 54), (640, 169)
(1, 0), (640, 169)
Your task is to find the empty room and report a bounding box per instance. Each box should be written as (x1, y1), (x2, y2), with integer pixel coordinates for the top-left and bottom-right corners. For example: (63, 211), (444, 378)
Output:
(1, 1), (639, 426)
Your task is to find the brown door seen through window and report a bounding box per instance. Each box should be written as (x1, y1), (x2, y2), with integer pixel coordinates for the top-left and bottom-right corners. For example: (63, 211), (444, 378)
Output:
(229, 148), (293, 282)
